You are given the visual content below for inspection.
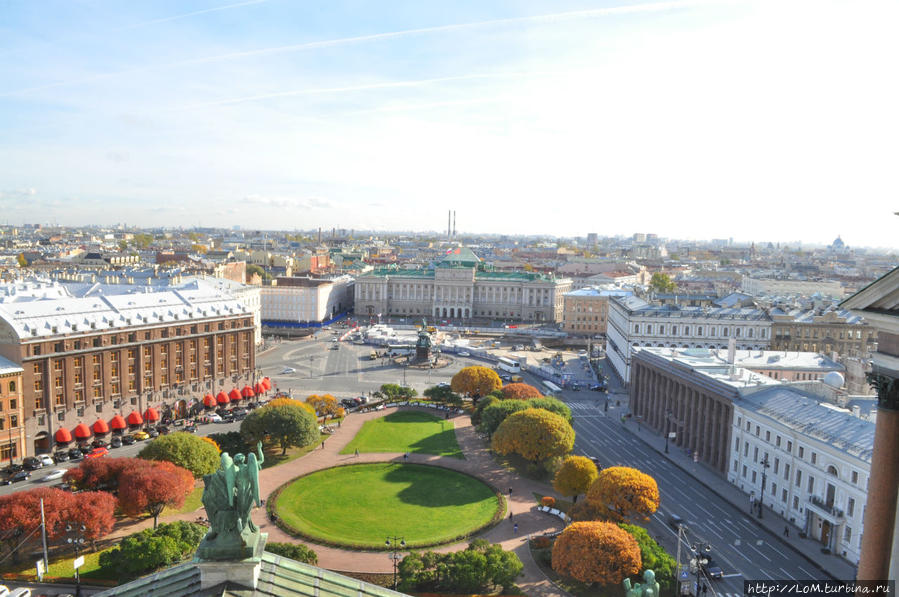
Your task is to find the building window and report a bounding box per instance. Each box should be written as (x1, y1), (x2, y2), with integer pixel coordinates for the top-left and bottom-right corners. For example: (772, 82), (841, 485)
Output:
(796, 470), (802, 487)
(782, 489), (788, 503)
(771, 482), (776, 496)
(851, 470), (858, 485)
(774, 458), (779, 474)
(765, 430), (770, 442)
(742, 465), (747, 478)
(751, 471), (757, 483)
(811, 452), (817, 465)
(7, 381), (14, 393)
(787, 440), (793, 452)
(793, 496), (799, 510)
(807, 476), (814, 493)
(844, 527), (852, 544)
(798, 446), (804, 459)
(784, 463), (790, 480)
(755, 425), (760, 436)
(776, 435), (781, 448)
(753, 446), (758, 462)
(847, 497), (855, 518)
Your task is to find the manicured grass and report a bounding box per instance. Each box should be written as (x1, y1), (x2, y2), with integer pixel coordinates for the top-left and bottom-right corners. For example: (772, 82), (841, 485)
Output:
(340, 411), (462, 458)
(261, 432), (327, 469)
(275, 463), (500, 548)
(1, 548), (115, 581)
(162, 485), (204, 516)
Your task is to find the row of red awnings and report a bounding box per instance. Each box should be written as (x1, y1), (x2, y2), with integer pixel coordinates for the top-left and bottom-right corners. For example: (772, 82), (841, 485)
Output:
(53, 378), (271, 444)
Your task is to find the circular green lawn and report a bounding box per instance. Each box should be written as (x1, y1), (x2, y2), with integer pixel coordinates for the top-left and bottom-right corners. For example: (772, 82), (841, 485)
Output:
(274, 463), (501, 548)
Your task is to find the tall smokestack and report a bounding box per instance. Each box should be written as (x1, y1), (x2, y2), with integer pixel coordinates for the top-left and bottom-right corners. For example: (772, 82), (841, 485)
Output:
(453, 211), (456, 237)
(318, 227), (321, 244)
(448, 210), (451, 240)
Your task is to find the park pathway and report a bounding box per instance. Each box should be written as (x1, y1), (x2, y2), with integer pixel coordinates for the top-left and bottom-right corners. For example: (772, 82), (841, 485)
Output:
(113, 406), (571, 597)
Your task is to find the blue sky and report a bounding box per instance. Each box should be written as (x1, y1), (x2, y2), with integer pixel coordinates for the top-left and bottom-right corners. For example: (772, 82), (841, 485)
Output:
(0, 0), (897, 248)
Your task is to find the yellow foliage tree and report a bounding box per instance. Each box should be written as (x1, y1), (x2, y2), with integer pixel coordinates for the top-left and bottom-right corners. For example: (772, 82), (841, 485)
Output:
(551, 521), (642, 585)
(305, 394), (340, 418)
(500, 383), (542, 400)
(451, 366), (502, 402)
(491, 408), (574, 463)
(267, 397), (315, 415)
(586, 466), (660, 522)
(553, 455), (599, 503)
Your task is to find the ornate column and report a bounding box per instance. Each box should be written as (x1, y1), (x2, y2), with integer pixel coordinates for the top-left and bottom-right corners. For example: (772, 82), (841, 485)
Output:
(858, 371), (899, 581)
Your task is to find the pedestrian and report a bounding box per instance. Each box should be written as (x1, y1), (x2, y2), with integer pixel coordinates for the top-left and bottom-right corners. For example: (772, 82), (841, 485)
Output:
(321, 441), (325, 450)
(509, 510), (513, 519)
(508, 487), (512, 496)
(403, 452), (408, 461)
(338, 419), (341, 428)
(513, 523), (518, 534)
(784, 525), (789, 537)
(354, 448), (359, 457)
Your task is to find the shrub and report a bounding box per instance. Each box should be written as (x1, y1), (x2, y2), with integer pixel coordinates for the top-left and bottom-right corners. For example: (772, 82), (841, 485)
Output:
(531, 535), (552, 549)
(264, 541), (318, 565)
(98, 521), (206, 580)
(541, 496), (556, 507)
(138, 432), (221, 478)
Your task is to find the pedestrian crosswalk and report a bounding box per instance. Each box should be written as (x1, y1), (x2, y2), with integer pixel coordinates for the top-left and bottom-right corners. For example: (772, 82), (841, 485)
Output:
(566, 401), (601, 412)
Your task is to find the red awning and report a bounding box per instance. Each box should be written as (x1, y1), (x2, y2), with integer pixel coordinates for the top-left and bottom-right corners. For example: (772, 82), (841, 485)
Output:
(73, 423), (92, 440)
(253, 383), (264, 395)
(126, 411), (143, 426)
(229, 388), (241, 401)
(144, 407), (160, 422)
(54, 427), (72, 444)
(215, 392), (229, 405)
(241, 385), (255, 398)
(109, 414), (127, 430)
(261, 377), (272, 390)
(204, 394), (218, 408)
(92, 419), (110, 434)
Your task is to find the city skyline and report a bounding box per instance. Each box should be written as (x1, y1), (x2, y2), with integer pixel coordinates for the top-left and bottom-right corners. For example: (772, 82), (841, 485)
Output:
(1, 0), (897, 247)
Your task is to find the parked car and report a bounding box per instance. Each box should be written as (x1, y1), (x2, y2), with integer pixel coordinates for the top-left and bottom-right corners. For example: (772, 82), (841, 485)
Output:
(457, 351), (470, 357)
(37, 454), (55, 467)
(437, 382), (450, 388)
(43, 469), (66, 481)
(184, 422), (198, 433)
(22, 457), (42, 471)
(53, 450), (70, 462)
(668, 513), (684, 529)
(330, 344), (339, 350)
(0, 475), (10, 486)
(91, 439), (108, 449)
(206, 413), (223, 424)
(217, 414), (234, 424)
(133, 431), (150, 441)
(156, 425), (170, 435)
(121, 434), (136, 445)
(85, 447), (109, 459)
(10, 470), (31, 483)
(146, 428), (159, 439)
(79, 444), (94, 455)
(67, 448), (84, 460)
(2, 463), (23, 475)
(280, 367), (296, 374)
(700, 551), (723, 580)
(589, 383), (606, 392)
(109, 436), (122, 449)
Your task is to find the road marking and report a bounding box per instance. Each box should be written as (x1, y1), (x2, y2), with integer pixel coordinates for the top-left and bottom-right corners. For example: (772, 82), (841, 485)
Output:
(722, 574), (743, 579)
(746, 542), (771, 562)
(734, 539), (741, 546)
(779, 567), (796, 581)
(798, 566), (817, 578)
(768, 543), (787, 559)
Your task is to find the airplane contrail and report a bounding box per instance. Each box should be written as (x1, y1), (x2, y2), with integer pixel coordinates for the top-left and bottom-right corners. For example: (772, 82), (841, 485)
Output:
(0, 0), (732, 98)
(116, 0), (267, 31)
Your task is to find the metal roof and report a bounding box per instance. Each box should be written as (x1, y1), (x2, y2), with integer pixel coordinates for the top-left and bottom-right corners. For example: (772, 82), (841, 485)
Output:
(739, 387), (875, 462)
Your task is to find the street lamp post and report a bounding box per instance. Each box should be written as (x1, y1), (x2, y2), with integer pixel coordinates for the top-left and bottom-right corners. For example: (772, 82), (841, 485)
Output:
(385, 535), (405, 590)
(691, 544), (709, 597)
(758, 454), (770, 519)
(66, 521), (87, 597)
(665, 409), (673, 454)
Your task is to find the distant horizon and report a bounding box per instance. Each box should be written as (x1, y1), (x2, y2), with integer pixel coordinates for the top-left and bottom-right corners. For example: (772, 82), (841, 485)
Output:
(2, 1), (897, 247)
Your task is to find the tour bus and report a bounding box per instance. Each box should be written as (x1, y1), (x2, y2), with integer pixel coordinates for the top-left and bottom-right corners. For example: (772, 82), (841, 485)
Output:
(386, 343), (415, 356)
(542, 380), (562, 396)
(497, 357), (521, 374)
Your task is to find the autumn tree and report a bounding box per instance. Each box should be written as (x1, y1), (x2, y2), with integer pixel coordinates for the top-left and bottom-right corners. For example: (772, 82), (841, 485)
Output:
(553, 455), (599, 503)
(491, 408), (575, 464)
(551, 521), (642, 585)
(527, 396), (572, 423)
(451, 366), (502, 404)
(138, 431), (221, 478)
(64, 456), (146, 492)
(267, 397), (315, 415)
(586, 466), (660, 522)
(500, 382), (542, 400)
(649, 272), (677, 293)
(478, 399), (528, 436)
(306, 394), (340, 418)
(118, 461), (195, 528)
(241, 402), (319, 455)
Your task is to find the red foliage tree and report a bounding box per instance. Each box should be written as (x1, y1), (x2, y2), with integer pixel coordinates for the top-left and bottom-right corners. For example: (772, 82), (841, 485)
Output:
(64, 456), (149, 492)
(118, 460), (195, 528)
(500, 383), (543, 400)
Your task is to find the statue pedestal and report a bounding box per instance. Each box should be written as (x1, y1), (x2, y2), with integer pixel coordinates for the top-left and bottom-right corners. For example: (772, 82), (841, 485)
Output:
(196, 532), (267, 590)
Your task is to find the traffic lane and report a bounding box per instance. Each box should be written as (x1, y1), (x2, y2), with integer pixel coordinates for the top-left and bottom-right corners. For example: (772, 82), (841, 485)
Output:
(571, 412), (824, 583)
(0, 419), (243, 497)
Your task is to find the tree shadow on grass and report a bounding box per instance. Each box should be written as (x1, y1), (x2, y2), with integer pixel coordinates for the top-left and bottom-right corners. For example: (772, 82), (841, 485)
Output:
(383, 463), (495, 508)
(408, 428), (463, 458)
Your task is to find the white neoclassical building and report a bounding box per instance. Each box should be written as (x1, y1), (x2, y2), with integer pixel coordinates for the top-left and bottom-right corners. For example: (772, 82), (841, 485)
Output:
(730, 386), (872, 564)
(607, 295), (772, 384)
(353, 247), (571, 323)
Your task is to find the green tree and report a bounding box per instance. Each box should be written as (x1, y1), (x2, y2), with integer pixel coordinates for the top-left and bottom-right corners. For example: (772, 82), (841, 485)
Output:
(553, 455), (599, 503)
(423, 385), (462, 407)
(138, 432), (221, 478)
(206, 431), (251, 456)
(131, 233), (154, 248)
(471, 395), (497, 427)
(649, 272), (677, 293)
(241, 402), (319, 455)
(491, 408), (575, 464)
(479, 399), (528, 436)
(398, 541), (522, 594)
(264, 542), (318, 564)
(527, 396), (572, 423)
(379, 383), (416, 399)
(99, 521), (206, 580)
(620, 523), (676, 594)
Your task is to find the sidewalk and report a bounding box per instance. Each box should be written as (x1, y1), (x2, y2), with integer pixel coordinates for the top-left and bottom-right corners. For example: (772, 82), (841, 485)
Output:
(619, 418), (858, 581)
